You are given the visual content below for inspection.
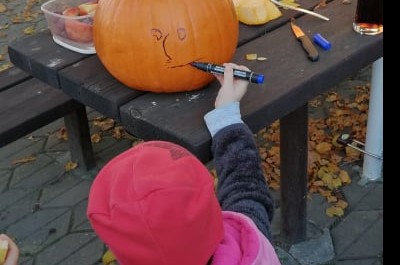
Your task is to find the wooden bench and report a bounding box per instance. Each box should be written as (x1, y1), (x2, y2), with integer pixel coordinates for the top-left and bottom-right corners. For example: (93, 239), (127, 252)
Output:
(0, 67), (95, 170)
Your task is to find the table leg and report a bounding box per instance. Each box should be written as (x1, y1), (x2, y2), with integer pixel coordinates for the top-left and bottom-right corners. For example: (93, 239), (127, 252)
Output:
(64, 105), (96, 170)
(280, 103), (308, 244)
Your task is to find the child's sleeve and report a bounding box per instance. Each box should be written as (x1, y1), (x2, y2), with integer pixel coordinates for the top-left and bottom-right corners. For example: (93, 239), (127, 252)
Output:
(204, 103), (275, 240)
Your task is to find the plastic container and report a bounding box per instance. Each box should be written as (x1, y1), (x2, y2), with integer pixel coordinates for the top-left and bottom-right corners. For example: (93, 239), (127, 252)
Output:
(41, 0), (97, 54)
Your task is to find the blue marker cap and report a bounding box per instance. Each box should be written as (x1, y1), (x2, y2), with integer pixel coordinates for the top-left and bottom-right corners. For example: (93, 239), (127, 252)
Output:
(257, 74), (265, 84)
(313, 33), (331, 50)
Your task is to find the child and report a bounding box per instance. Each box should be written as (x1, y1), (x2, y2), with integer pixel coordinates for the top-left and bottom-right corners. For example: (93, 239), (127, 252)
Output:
(87, 63), (281, 265)
(0, 234), (19, 265)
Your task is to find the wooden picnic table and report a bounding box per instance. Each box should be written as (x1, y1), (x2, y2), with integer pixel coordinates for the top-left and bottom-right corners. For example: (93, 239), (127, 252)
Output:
(8, 0), (383, 244)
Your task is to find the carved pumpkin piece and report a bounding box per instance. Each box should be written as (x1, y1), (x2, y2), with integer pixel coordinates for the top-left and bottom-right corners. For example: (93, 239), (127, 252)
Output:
(93, 0), (239, 93)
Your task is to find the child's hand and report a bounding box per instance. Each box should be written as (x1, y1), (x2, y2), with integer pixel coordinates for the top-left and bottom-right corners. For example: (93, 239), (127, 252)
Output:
(0, 234), (19, 265)
(213, 63), (250, 108)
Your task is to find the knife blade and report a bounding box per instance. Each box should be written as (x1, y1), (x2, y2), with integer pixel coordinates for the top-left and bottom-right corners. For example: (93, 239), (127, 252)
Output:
(290, 22), (319, 62)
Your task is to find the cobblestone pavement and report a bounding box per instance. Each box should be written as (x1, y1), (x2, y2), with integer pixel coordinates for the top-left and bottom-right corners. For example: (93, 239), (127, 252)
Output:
(1, 1), (383, 264)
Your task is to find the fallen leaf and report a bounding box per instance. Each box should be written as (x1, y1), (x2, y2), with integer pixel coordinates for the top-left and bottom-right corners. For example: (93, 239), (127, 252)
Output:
(23, 26), (35, 35)
(326, 206), (344, 217)
(102, 249), (117, 265)
(112, 126), (124, 139)
(336, 199), (349, 209)
(327, 195), (338, 203)
(345, 145), (361, 159)
(94, 117), (115, 131)
(339, 170), (351, 184)
(0, 63), (12, 72)
(91, 133), (102, 143)
(315, 142), (332, 154)
(57, 127), (68, 141)
(65, 161), (78, 171)
(12, 155), (36, 165)
(0, 3), (7, 13)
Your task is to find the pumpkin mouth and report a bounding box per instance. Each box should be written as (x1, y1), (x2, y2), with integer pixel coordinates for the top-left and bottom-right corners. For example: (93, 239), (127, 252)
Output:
(167, 58), (204, 69)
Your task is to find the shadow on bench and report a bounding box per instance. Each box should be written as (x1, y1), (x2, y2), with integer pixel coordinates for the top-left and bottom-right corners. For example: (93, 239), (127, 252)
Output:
(0, 67), (95, 170)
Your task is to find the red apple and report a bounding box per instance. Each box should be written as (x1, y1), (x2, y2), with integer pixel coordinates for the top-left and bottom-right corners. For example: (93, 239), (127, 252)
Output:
(78, 1), (98, 15)
(65, 19), (93, 43)
(62, 6), (80, 16)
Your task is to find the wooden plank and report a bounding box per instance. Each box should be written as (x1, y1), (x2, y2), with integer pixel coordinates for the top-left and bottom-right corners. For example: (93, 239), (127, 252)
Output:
(0, 67), (31, 92)
(8, 30), (90, 88)
(58, 56), (141, 121)
(120, 85), (219, 162)
(0, 77), (95, 169)
(119, 0), (383, 162)
(0, 78), (81, 146)
(237, 0), (323, 46)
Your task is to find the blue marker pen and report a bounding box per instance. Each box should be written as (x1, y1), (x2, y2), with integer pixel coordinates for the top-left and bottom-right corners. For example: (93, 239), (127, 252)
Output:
(190, 62), (264, 84)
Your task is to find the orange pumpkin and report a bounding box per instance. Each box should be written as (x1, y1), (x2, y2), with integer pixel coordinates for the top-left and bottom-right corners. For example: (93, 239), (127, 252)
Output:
(93, 0), (239, 93)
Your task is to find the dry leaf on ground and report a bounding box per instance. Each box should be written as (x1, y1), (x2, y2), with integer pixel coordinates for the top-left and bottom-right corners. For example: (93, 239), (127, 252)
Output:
(0, 3), (7, 12)
(65, 161), (78, 172)
(326, 206), (344, 217)
(12, 155), (36, 165)
(91, 133), (102, 143)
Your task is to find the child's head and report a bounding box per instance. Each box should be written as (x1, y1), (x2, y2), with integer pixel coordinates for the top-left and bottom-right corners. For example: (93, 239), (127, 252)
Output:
(87, 141), (223, 265)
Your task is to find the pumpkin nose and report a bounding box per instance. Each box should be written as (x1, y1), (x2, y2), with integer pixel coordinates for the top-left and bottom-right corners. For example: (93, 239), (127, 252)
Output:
(162, 34), (173, 62)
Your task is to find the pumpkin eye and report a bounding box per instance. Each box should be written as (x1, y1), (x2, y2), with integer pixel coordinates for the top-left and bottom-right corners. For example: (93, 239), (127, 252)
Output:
(177, 28), (186, 40)
(151, 28), (163, 40)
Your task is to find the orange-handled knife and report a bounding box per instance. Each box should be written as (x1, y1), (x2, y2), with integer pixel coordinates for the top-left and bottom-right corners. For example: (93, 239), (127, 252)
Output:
(290, 21), (319, 62)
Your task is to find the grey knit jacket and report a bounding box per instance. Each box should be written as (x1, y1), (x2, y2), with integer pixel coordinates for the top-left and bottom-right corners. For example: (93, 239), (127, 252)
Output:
(204, 102), (275, 240)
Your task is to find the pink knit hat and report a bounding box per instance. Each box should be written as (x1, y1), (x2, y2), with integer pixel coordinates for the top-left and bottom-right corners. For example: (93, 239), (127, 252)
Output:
(87, 141), (223, 265)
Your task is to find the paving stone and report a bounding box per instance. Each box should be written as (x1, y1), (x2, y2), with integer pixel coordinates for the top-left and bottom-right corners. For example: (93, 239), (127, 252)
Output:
(0, 169), (11, 191)
(71, 199), (91, 231)
(45, 133), (70, 153)
(336, 213), (382, 259)
(331, 210), (382, 258)
(58, 238), (105, 265)
(20, 257), (34, 265)
(41, 180), (92, 207)
(355, 183), (383, 211)
(276, 247), (300, 265)
(342, 177), (376, 208)
(94, 137), (132, 166)
(7, 209), (71, 254)
(306, 193), (337, 230)
(46, 150), (74, 167)
(289, 228), (335, 265)
(11, 154), (53, 184)
(39, 173), (83, 205)
(0, 190), (41, 228)
(31, 117), (65, 138)
(35, 232), (97, 265)
(335, 258), (378, 265)
(0, 139), (45, 169)
(11, 161), (64, 189)
(19, 212), (72, 255)
(0, 187), (34, 212)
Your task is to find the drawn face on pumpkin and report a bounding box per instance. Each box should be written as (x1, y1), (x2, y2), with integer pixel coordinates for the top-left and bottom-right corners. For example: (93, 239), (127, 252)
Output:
(151, 27), (201, 68)
(93, 0), (238, 92)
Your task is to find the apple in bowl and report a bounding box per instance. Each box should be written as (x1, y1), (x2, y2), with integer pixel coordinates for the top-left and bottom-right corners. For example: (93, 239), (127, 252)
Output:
(78, 0), (98, 15)
(62, 1), (98, 43)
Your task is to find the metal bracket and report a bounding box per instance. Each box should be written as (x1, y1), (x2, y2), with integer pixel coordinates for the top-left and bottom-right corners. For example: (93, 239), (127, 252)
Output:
(336, 133), (383, 160)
